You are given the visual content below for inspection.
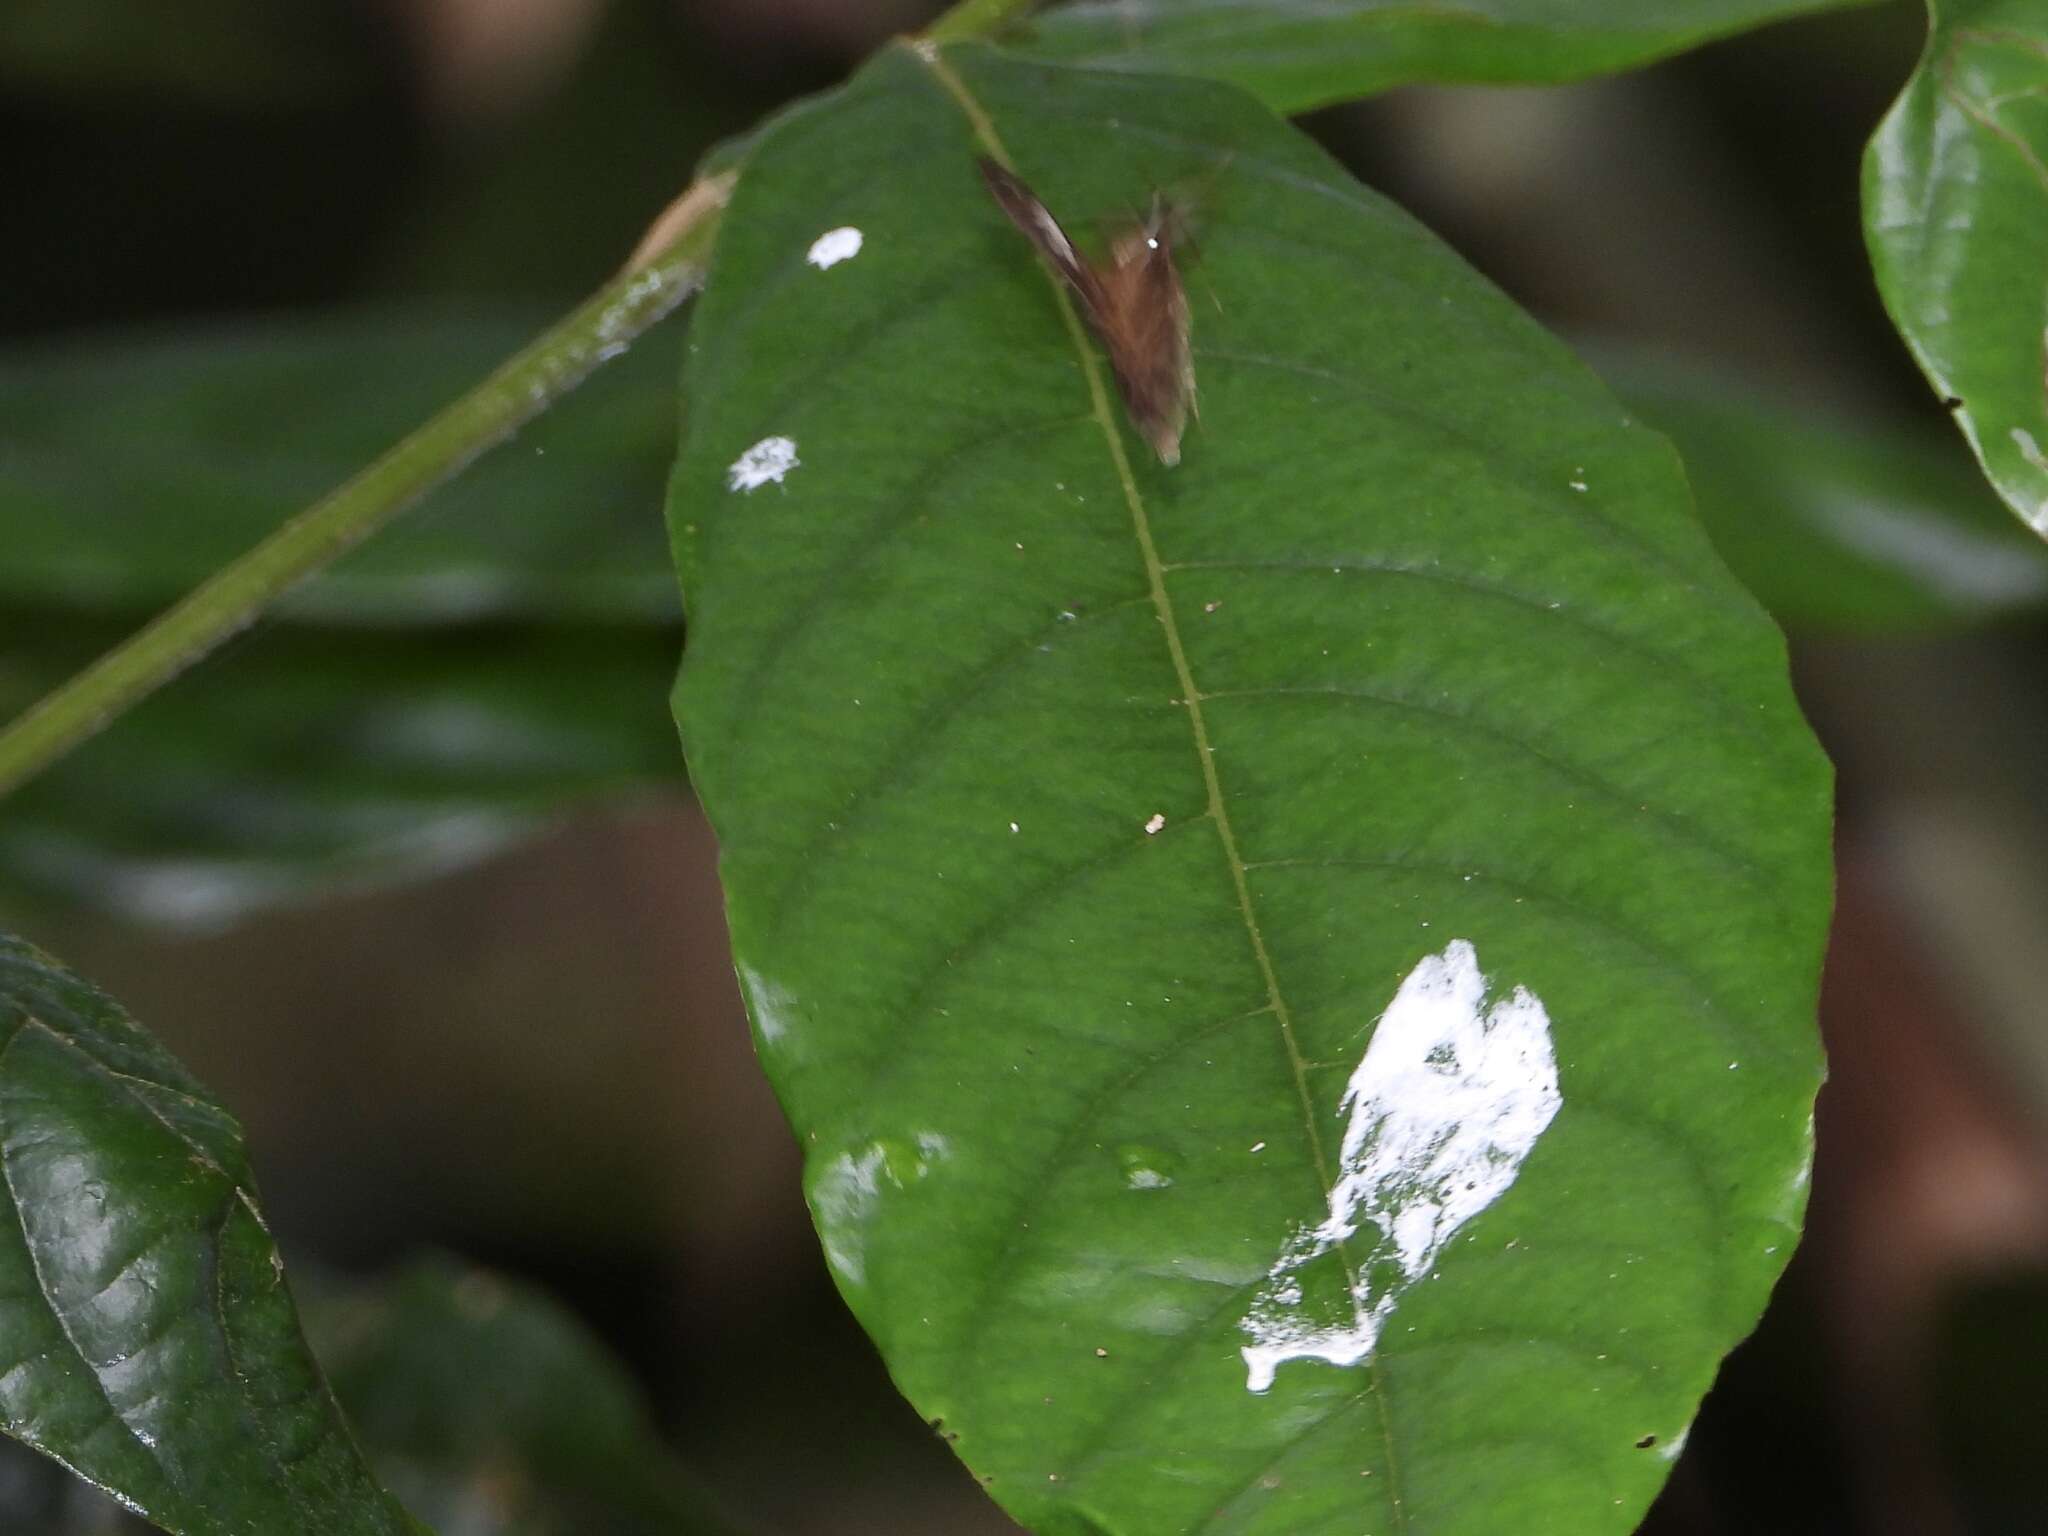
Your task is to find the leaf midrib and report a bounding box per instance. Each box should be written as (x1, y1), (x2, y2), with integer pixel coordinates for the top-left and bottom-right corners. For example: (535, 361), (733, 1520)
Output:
(912, 41), (1407, 1524)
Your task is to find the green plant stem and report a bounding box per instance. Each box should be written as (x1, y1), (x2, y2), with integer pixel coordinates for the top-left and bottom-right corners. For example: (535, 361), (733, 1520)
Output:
(925, 0), (1043, 43)
(0, 172), (734, 803)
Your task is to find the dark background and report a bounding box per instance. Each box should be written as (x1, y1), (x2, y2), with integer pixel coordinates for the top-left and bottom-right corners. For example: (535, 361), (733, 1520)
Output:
(5, 1), (2047, 1531)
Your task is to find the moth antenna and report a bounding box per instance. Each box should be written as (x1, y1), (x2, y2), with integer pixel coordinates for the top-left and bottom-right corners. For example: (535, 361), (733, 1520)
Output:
(1159, 148), (1234, 263)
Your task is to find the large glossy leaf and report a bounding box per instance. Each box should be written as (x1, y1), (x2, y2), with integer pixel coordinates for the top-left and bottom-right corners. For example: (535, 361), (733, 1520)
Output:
(0, 933), (427, 1535)
(306, 1257), (740, 1536)
(0, 615), (684, 927)
(1603, 353), (2048, 630)
(0, 310), (680, 625)
(1866, 0), (2048, 538)
(671, 42), (1831, 1536)
(1012, 0), (1881, 113)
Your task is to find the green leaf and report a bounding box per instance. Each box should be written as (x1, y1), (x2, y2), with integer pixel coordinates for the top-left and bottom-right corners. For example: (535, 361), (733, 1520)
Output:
(1602, 352), (2048, 630)
(671, 42), (1830, 1536)
(0, 933), (428, 1536)
(0, 615), (684, 928)
(1014, 0), (1882, 112)
(305, 1257), (740, 1536)
(1866, 0), (2048, 538)
(0, 310), (681, 626)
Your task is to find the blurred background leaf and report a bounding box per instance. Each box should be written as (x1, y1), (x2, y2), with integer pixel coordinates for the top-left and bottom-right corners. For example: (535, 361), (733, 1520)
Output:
(0, 305), (689, 926)
(0, 614), (684, 928)
(1604, 351), (2048, 631)
(305, 1256), (748, 1536)
(0, 310), (680, 625)
(1015, 0), (1887, 111)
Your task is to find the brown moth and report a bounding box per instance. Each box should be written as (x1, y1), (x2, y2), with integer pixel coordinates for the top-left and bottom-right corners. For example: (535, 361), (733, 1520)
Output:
(978, 156), (1196, 466)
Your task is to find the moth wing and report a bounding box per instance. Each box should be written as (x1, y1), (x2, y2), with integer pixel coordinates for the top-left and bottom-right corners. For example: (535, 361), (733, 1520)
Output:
(1099, 228), (1195, 465)
(977, 157), (1109, 320)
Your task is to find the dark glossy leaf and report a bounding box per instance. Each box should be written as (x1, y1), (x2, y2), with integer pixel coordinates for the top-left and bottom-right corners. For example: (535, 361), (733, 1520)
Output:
(305, 1257), (742, 1536)
(671, 43), (1831, 1536)
(0, 933), (427, 1536)
(0, 615), (685, 928)
(1866, 0), (2048, 538)
(0, 310), (680, 626)
(1604, 353), (2048, 630)
(1015, 0), (1882, 112)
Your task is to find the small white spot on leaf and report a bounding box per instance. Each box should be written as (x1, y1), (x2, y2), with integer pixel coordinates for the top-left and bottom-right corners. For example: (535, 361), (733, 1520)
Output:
(728, 435), (800, 492)
(807, 226), (864, 269)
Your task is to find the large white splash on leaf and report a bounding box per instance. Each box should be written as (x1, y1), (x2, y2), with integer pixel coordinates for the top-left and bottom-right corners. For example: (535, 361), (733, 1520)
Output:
(1241, 939), (1562, 1393)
